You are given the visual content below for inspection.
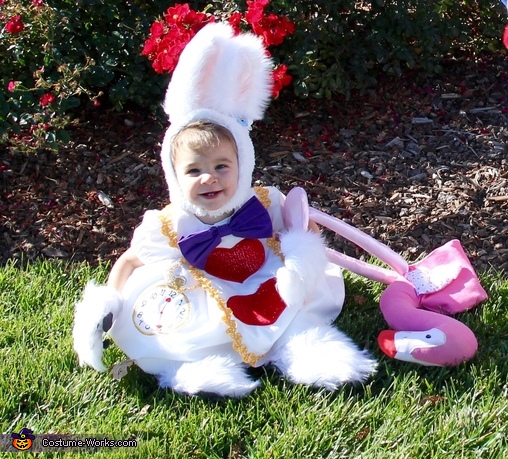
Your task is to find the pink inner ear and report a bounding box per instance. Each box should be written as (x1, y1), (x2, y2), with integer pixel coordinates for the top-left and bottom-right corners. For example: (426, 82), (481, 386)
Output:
(195, 45), (223, 108)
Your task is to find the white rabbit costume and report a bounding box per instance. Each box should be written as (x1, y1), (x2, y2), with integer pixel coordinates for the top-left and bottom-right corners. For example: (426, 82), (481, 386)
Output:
(73, 23), (376, 397)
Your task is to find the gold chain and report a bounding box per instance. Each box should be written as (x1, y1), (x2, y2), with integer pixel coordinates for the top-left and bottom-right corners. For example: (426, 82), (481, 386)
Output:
(163, 261), (200, 293)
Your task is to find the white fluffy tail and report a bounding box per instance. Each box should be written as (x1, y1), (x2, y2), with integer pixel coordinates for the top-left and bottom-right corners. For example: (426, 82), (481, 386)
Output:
(157, 355), (260, 398)
(270, 325), (377, 390)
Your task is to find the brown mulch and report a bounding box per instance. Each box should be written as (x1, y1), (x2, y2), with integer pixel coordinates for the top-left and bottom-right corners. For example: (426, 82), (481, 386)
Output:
(1, 54), (508, 274)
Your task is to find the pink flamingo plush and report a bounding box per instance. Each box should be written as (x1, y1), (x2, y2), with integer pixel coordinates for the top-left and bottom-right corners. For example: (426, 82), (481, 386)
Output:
(282, 187), (488, 367)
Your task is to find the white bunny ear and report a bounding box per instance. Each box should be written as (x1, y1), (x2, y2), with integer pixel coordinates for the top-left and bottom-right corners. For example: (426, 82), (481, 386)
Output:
(164, 22), (273, 127)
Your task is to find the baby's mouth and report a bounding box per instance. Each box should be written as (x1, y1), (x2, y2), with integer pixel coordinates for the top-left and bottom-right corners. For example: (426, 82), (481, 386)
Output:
(200, 191), (222, 199)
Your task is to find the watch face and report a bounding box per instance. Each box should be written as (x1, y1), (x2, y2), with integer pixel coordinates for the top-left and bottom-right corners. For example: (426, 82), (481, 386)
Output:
(132, 282), (191, 335)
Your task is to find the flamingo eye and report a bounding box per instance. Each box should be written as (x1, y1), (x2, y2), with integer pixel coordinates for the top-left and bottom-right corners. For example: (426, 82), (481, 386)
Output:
(426, 334), (431, 339)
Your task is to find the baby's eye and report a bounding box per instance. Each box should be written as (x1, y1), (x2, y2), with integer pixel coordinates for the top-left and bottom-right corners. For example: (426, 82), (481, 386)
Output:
(186, 168), (200, 175)
(216, 164), (228, 170)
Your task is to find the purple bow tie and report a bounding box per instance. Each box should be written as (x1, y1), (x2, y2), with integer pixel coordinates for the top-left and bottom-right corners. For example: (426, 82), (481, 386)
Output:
(178, 196), (273, 269)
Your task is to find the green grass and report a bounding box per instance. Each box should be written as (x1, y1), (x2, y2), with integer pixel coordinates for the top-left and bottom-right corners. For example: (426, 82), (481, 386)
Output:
(1, 259), (508, 458)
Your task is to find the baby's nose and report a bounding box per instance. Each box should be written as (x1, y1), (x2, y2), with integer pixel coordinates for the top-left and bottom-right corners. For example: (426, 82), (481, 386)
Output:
(201, 173), (216, 184)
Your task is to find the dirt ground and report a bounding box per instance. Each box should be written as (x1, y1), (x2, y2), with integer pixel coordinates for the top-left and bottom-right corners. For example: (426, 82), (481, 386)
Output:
(1, 53), (508, 274)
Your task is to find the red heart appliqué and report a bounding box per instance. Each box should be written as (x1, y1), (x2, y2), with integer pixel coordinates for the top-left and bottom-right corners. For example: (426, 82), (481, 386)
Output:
(204, 239), (266, 283)
(227, 278), (287, 326)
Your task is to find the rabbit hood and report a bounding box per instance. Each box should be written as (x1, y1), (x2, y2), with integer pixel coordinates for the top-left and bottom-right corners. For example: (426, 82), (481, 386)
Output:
(160, 22), (273, 218)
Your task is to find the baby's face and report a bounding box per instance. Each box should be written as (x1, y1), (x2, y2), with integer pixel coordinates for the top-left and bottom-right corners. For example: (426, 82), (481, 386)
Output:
(174, 139), (239, 223)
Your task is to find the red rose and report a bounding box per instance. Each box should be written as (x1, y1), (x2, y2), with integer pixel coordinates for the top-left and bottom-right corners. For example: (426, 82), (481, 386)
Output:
(40, 93), (56, 106)
(141, 0), (293, 98)
(7, 81), (17, 92)
(271, 64), (292, 98)
(141, 35), (159, 57)
(250, 14), (295, 47)
(5, 15), (24, 34)
(164, 3), (192, 26)
(504, 24), (508, 50)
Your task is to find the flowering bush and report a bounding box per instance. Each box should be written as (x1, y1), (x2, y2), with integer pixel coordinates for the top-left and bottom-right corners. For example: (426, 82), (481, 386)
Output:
(1, 0), (167, 151)
(141, 1), (295, 98)
(1, 0), (504, 152)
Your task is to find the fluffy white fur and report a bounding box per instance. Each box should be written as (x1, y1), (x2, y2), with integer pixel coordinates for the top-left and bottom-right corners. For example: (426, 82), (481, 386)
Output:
(157, 356), (260, 397)
(276, 229), (330, 306)
(160, 22), (273, 218)
(72, 281), (123, 372)
(269, 325), (377, 389)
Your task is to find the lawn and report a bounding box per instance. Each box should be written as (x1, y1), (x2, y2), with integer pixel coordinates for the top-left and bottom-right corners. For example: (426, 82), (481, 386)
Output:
(1, 259), (507, 458)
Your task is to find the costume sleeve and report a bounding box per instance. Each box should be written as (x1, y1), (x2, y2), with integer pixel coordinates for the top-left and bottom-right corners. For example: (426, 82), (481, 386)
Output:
(130, 210), (181, 265)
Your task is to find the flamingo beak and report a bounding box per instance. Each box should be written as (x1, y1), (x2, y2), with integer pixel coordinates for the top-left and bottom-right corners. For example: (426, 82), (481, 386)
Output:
(378, 330), (397, 358)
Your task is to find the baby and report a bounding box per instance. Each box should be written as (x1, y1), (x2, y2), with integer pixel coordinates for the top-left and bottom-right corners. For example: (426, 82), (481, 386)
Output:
(73, 23), (377, 397)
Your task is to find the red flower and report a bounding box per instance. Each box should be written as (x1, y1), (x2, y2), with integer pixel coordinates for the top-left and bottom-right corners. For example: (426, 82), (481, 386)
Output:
(141, 35), (158, 57)
(142, 1), (294, 97)
(5, 15), (24, 34)
(163, 3), (211, 32)
(163, 3), (192, 26)
(39, 93), (56, 106)
(228, 12), (244, 35)
(32, 0), (44, 6)
(271, 64), (292, 98)
(251, 14), (295, 47)
(143, 4), (213, 73)
(7, 81), (17, 92)
(245, 0), (269, 25)
(503, 24), (508, 50)
(149, 20), (165, 39)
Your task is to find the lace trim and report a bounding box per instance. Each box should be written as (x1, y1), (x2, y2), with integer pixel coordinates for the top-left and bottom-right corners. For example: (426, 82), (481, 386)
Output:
(158, 186), (283, 366)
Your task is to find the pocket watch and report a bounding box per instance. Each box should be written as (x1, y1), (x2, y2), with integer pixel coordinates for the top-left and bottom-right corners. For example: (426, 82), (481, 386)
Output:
(132, 265), (195, 335)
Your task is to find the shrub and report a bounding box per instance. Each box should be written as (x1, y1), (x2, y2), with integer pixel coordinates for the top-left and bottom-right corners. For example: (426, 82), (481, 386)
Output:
(1, 0), (505, 150)
(1, 0), (169, 150)
(268, 0), (507, 99)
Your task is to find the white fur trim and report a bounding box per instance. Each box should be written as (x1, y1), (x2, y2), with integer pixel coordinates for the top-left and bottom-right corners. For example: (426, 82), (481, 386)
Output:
(160, 22), (273, 217)
(157, 355), (260, 397)
(276, 229), (329, 303)
(270, 325), (377, 389)
(72, 281), (123, 372)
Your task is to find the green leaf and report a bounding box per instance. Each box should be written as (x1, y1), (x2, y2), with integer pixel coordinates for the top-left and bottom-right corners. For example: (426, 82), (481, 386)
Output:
(59, 97), (81, 112)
